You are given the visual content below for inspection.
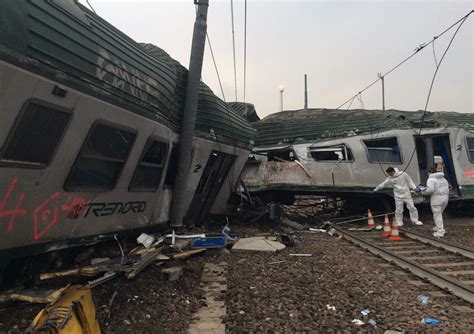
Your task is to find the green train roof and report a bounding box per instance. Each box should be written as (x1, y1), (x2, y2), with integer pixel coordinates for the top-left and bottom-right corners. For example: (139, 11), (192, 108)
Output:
(0, 0), (256, 149)
(255, 108), (474, 146)
(226, 102), (261, 123)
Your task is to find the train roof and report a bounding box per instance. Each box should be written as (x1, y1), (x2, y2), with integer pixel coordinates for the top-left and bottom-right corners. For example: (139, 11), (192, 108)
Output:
(226, 102), (261, 123)
(255, 108), (474, 146)
(0, 0), (256, 149)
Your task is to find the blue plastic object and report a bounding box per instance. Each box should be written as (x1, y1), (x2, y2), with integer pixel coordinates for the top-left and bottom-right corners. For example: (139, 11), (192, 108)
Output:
(191, 233), (239, 249)
(192, 237), (225, 249)
(421, 317), (440, 325)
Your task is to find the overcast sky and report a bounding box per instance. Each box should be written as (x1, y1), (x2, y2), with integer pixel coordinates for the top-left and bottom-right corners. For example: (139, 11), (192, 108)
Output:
(82, 1), (473, 118)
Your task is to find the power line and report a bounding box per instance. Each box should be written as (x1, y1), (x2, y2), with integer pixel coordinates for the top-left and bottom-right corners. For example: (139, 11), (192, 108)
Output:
(206, 33), (226, 101)
(230, 0), (238, 101)
(336, 10), (473, 110)
(400, 12), (471, 175)
(243, 0), (248, 103)
(86, 0), (96, 14)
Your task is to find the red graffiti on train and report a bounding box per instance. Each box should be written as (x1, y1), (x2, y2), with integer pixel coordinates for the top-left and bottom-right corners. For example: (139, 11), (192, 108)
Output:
(1, 178), (91, 240)
(33, 192), (60, 240)
(0, 177), (27, 233)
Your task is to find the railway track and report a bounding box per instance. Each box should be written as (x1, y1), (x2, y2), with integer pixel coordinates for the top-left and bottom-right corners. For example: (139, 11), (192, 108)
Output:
(335, 226), (474, 304)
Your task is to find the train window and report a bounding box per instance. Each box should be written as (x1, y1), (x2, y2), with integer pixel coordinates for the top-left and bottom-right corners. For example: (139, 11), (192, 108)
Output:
(467, 137), (474, 161)
(130, 139), (169, 191)
(363, 137), (401, 163)
(309, 145), (353, 162)
(0, 102), (71, 168)
(65, 122), (136, 191)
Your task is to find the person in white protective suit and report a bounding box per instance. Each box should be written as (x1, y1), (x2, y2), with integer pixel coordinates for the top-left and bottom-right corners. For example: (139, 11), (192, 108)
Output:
(422, 167), (449, 237)
(374, 167), (423, 226)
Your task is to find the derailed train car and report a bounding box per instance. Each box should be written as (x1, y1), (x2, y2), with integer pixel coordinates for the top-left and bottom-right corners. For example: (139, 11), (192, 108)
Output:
(241, 108), (474, 208)
(0, 0), (256, 273)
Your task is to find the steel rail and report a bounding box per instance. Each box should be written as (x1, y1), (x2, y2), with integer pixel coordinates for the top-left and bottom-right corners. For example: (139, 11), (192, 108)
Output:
(335, 227), (474, 304)
(400, 228), (474, 260)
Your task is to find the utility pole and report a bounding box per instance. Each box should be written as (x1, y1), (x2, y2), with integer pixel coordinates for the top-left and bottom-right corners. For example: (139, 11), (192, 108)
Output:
(304, 74), (308, 110)
(170, 0), (209, 228)
(378, 73), (385, 111)
(279, 85), (285, 111)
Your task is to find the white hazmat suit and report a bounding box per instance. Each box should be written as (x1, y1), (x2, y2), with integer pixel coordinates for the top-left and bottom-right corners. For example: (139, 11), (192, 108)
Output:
(374, 171), (422, 226)
(422, 172), (449, 237)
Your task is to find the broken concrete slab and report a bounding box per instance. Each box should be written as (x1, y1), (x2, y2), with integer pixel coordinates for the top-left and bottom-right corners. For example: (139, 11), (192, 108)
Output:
(231, 237), (285, 252)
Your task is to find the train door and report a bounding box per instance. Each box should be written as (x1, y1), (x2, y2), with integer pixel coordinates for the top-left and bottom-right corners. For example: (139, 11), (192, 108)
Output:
(185, 150), (236, 225)
(415, 134), (460, 195)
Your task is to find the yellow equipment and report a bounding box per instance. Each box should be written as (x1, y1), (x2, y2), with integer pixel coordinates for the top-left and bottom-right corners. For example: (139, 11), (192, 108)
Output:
(27, 285), (101, 334)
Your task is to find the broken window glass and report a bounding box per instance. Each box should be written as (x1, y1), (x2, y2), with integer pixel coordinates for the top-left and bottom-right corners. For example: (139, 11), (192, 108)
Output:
(363, 137), (401, 163)
(467, 137), (474, 161)
(309, 145), (353, 161)
(65, 122), (136, 190)
(0, 102), (71, 167)
(130, 139), (169, 191)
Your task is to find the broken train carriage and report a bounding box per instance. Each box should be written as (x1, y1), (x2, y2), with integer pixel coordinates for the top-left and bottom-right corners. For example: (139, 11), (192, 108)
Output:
(0, 0), (256, 282)
(240, 108), (474, 210)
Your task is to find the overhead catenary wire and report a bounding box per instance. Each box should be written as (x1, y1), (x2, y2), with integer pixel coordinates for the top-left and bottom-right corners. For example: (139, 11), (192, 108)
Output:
(230, 0), (238, 101)
(85, 0), (96, 14)
(206, 33), (226, 101)
(432, 37), (439, 67)
(400, 12), (472, 175)
(352, 11), (473, 180)
(336, 10), (474, 110)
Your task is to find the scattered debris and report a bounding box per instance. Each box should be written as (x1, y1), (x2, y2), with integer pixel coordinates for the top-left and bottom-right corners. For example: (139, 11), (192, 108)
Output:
(368, 319), (377, 328)
(308, 228), (326, 233)
(161, 267), (183, 282)
(289, 253), (312, 257)
(103, 290), (118, 321)
(40, 267), (100, 280)
(192, 236), (226, 249)
(126, 249), (163, 279)
(326, 228), (336, 236)
(90, 258), (110, 265)
(351, 319), (365, 326)
(280, 234), (297, 247)
(172, 239), (193, 251)
(417, 294), (429, 304)
(171, 248), (206, 260)
(27, 285), (100, 333)
(87, 271), (118, 288)
(137, 233), (155, 248)
(421, 317), (440, 325)
(326, 304), (336, 311)
(361, 307), (371, 316)
(280, 217), (305, 231)
(232, 237), (285, 252)
(0, 286), (69, 304)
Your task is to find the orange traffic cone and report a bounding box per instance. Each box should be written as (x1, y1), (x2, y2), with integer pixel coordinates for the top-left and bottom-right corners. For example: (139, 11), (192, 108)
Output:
(389, 217), (402, 241)
(382, 214), (391, 237)
(367, 209), (375, 229)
